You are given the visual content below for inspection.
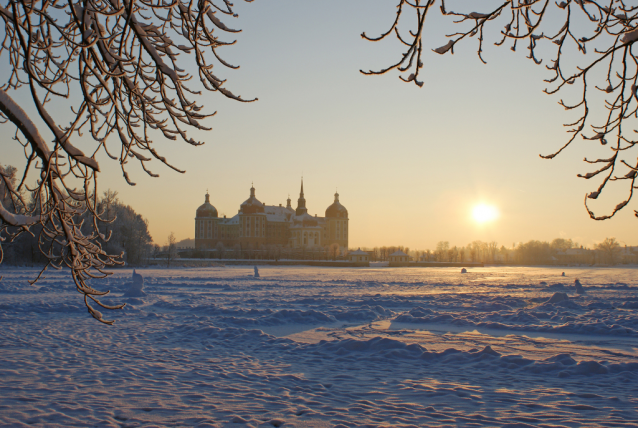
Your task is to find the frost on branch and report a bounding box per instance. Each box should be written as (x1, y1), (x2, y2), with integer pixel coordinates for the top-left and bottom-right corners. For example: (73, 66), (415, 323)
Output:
(0, 0), (254, 323)
(362, 0), (638, 221)
(433, 40), (454, 55)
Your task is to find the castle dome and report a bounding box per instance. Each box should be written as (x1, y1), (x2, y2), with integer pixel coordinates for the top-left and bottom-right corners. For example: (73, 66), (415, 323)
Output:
(325, 192), (348, 218)
(197, 192), (218, 218)
(240, 184), (265, 214)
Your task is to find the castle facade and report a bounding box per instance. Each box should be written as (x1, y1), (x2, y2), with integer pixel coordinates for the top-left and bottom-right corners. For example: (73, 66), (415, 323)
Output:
(195, 180), (348, 251)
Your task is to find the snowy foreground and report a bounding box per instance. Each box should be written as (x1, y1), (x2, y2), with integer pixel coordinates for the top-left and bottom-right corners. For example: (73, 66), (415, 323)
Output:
(1, 266), (638, 427)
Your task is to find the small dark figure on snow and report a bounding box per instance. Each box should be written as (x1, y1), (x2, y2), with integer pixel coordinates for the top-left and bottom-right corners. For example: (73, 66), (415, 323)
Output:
(574, 279), (585, 294)
(123, 269), (146, 297)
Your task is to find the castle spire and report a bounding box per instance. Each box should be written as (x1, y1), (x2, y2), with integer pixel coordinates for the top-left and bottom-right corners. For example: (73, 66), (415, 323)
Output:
(296, 177), (307, 216)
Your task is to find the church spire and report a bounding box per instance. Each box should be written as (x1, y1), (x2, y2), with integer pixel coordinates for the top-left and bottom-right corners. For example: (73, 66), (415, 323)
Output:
(296, 177), (307, 216)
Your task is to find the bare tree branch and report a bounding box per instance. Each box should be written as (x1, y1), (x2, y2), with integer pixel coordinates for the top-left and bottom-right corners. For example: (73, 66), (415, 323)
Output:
(363, 0), (638, 221)
(0, 0), (254, 323)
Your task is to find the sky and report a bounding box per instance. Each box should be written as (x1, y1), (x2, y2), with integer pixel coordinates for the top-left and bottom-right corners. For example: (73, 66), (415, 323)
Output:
(4, 0), (638, 250)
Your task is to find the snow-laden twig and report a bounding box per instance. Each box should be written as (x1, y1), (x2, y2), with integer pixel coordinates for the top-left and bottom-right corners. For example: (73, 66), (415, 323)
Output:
(0, 0), (254, 323)
(362, 0), (638, 221)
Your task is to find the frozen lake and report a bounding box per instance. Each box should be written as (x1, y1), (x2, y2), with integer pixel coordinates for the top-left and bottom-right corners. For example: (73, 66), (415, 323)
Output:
(1, 265), (638, 427)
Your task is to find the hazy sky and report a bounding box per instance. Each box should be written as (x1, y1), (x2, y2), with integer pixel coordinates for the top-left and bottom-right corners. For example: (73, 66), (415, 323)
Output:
(4, 0), (638, 250)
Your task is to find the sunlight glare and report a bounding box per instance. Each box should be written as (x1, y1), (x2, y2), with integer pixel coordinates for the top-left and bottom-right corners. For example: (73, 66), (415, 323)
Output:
(472, 204), (499, 223)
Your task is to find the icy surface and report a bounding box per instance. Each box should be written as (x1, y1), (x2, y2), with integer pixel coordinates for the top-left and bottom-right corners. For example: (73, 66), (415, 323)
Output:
(1, 266), (638, 426)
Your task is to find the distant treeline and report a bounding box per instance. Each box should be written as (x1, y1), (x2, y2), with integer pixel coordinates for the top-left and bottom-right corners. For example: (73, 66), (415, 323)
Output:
(1, 164), (154, 266)
(97, 190), (155, 265)
(363, 238), (633, 265)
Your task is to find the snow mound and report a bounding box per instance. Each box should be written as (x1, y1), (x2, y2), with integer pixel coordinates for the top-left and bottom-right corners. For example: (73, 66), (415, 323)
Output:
(303, 337), (426, 359)
(330, 305), (395, 322)
(221, 309), (337, 326)
(393, 305), (638, 337)
(546, 292), (568, 304)
(298, 337), (638, 377)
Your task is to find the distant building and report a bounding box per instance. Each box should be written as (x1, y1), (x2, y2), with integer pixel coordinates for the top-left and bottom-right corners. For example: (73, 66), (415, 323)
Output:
(348, 248), (369, 263)
(555, 247), (592, 265)
(389, 250), (410, 266)
(195, 180), (349, 251)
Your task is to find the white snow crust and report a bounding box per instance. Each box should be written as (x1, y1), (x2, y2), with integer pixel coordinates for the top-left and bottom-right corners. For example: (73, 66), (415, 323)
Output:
(1, 265), (638, 426)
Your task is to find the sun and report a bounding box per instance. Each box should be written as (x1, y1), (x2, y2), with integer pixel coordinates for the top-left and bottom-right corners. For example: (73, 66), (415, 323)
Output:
(472, 204), (499, 223)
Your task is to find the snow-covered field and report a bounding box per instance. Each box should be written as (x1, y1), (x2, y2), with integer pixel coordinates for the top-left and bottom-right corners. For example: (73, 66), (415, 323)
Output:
(1, 266), (638, 427)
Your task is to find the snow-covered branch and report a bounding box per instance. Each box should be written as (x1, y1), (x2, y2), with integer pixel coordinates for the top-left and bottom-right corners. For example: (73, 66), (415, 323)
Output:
(363, 0), (638, 221)
(0, 0), (254, 323)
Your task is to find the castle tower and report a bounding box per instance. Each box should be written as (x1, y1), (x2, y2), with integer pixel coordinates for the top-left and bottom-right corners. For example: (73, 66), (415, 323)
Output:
(194, 190), (219, 249)
(295, 178), (308, 216)
(325, 189), (348, 250)
(239, 183), (266, 246)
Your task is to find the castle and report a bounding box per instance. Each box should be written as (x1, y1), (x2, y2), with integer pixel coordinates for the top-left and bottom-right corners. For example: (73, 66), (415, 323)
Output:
(195, 180), (348, 251)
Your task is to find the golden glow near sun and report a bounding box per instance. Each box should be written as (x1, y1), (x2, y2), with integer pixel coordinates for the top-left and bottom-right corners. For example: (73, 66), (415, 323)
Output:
(472, 204), (499, 223)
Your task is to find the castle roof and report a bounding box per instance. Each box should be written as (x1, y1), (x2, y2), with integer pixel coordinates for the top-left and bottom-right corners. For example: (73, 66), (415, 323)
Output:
(349, 248), (368, 255)
(240, 184), (265, 214)
(325, 192), (348, 218)
(196, 192), (218, 218)
(217, 214), (239, 225)
(390, 250), (409, 257)
(290, 212), (324, 228)
(264, 205), (293, 223)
